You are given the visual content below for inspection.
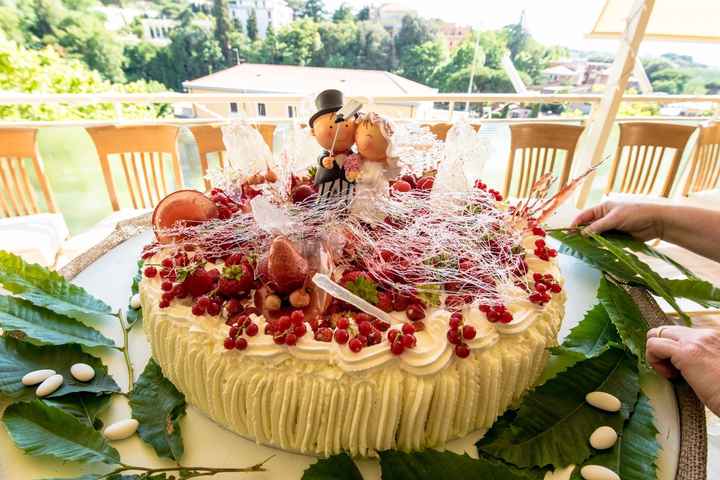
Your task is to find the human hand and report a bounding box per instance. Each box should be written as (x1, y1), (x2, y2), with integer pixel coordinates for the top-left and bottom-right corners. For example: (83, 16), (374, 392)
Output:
(570, 201), (665, 241)
(322, 156), (335, 169)
(646, 326), (720, 415)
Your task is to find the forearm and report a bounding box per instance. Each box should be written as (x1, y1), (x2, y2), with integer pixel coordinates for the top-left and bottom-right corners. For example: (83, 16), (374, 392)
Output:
(660, 206), (720, 262)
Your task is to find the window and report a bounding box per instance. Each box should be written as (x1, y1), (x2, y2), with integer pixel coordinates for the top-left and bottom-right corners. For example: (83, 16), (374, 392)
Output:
(230, 102), (238, 114)
(258, 103), (267, 116)
(287, 105), (295, 118)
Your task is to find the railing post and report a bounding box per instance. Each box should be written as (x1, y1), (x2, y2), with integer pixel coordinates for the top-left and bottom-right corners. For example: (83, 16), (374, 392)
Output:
(113, 101), (123, 121)
(448, 101), (455, 121)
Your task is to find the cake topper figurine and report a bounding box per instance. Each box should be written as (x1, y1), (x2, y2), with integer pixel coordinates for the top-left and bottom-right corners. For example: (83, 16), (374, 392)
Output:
(310, 89), (360, 202)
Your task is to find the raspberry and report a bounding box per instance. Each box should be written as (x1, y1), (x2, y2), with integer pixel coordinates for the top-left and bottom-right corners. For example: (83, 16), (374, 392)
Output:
(144, 266), (157, 278)
(334, 328), (349, 344)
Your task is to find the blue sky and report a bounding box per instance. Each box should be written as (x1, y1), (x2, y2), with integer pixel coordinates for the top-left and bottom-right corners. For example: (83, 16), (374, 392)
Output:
(325, 0), (720, 67)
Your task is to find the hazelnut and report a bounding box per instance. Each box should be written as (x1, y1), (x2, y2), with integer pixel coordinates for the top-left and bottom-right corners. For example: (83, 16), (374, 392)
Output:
(263, 294), (282, 311)
(289, 288), (311, 308)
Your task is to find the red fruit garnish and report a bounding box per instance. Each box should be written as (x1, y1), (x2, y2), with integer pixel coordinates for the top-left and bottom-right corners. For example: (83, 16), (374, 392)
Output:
(183, 268), (216, 297)
(224, 337), (236, 350)
(291, 184), (317, 203)
(401, 323), (415, 335)
(462, 325), (477, 340)
(400, 174), (417, 188)
(401, 334), (416, 349)
(406, 304), (425, 321)
(285, 333), (298, 346)
(293, 324), (307, 337)
(291, 310), (305, 325)
(315, 327), (333, 342)
(246, 322), (259, 336)
(144, 266), (157, 278)
(416, 176), (434, 190)
(334, 328), (349, 344)
(206, 301), (221, 316)
(391, 340), (404, 355)
(191, 303), (205, 316)
(455, 343), (470, 358)
(152, 190), (219, 243)
(235, 337), (248, 350)
(358, 320), (373, 337)
(392, 180), (412, 193)
(376, 291), (393, 312)
(447, 329), (461, 345)
(267, 237), (309, 294)
(336, 317), (350, 330)
(348, 337), (363, 353)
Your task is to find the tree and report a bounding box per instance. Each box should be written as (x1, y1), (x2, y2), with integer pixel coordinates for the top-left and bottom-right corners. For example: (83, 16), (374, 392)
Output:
(706, 81), (720, 95)
(285, 0), (305, 19)
(246, 9), (258, 41)
(354, 20), (393, 70)
(315, 19), (358, 68)
(332, 3), (353, 22)
(503, 21), (529, 60)
(212, 0), (235, 66)
(398, 40), (446, 84)
(395, 13), (434, 53)
(273, 18), (322, 65)
(301, 0), (326, 21)
(356, 6), (370, 21)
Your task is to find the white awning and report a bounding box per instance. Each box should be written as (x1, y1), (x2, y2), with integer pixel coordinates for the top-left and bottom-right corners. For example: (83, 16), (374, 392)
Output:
(589, 0), (720, 43)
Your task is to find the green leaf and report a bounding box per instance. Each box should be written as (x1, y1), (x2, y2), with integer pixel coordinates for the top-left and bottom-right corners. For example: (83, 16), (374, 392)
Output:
(302, 452), (363, 480)
(416, 284), (442, 308)
(345, 276), (379, 305)
(550, 230), (641, 282)
(0, 296), (115, 348)
(0, 251), (113, 325)
(126, 260), (144, 326)
(0, 336), (120, 400)
(597, 278), (650, 371)
(43, 393), (113, 430)
(538, 303), (621, 384)
(379, 449), (544, 480)
(572, 393), (659, 480)
(129, 359), (186, 461)
(662, 278), (720, 309)
(45, 476), (140, 480)
(2, 400), (120, 464)
(477, 348), (639, 469)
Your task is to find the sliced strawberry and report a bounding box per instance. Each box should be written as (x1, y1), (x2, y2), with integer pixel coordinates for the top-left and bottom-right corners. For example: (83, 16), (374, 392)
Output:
(152, 190), (218, 243)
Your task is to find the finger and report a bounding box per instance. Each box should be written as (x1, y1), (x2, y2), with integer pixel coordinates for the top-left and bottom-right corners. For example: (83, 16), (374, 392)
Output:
(646, 337), (682, 379)
(583, 212), (619, 235)
(647, 326), (693, 341)
(570, 208), (599, 227)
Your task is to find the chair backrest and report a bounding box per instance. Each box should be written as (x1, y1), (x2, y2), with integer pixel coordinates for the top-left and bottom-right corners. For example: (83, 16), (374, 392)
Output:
(86, 125), (182, 211)
(504, 123), (584, 198)
(0, 128), (58, 217)
(189, 123), (276, 190)
(606, 122), (695, 197)
(421, 123), (481, 141)
(683, 122), (720, 195)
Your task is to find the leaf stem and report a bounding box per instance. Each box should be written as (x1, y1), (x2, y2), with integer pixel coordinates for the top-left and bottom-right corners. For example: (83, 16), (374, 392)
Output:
(115, 309), (134, 393)
(105, 456), (273, 479)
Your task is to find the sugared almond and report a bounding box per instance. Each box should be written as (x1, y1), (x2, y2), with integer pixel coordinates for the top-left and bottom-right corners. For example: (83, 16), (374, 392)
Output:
(36, 374), (63, 397)
(589, 426), (618, 450)
(129, 293), (141, 309)
(586, 391), (621, 412)
(70, 363), (95, 382)
(103, 419), (139, 441)
(580, 465), (620, 480)
(21, 369), (56, 386)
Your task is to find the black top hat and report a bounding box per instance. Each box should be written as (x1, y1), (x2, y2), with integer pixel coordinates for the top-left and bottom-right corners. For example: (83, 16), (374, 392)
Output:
(309, 89), (344, 127)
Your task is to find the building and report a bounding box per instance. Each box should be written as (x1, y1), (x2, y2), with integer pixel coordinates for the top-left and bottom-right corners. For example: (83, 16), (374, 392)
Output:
(542, 65), (583, 86)
(438, 22), (472, 51)
(372, 3), (417, 35)
(228, 0), (293, 38)
(182, 63), (438, 119)
(141, 18), (177, 46)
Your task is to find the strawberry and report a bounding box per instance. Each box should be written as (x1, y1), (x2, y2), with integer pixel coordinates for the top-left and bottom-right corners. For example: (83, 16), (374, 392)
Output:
(291, 184), (316, 203)
(267, 237), (308, 294)
(221, 259), (254, 295)
(376, 291), (393, 312)
(183, 268), (216, 298)
(340, 270), (371, 286)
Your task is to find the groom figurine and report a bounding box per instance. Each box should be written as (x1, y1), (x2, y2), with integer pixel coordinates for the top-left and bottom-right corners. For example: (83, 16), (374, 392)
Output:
(310, 89), (359, 202)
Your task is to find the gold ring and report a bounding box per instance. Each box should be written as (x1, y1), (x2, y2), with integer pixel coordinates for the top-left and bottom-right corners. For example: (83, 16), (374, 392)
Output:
(656, 326), (666, 339)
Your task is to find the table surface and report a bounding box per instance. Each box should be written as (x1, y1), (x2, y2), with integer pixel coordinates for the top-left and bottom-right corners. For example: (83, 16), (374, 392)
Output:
(0, 232), (686, 480)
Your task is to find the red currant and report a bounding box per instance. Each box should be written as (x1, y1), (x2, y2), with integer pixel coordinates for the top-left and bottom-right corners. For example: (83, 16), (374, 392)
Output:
(246, 322), (259, 336)
(278, 316), (291, 331)
(235, 337), (248, 350)
(161, 281), (173, 291)
(285, 333), (298, 346)
(402, 323), (416, 335)
(334, 328), (349, 344)
(161, 258), (174, 268)
(144, 266), (157, 278)
(290, 310), (305, 325)
(391, 341), (405, 355)
(336, 317), (350, 330)
(455, 343), (470, 358)
(224, 337), (236, 350)
(206, 301), (221, 316)
(462, 325), (477, 340)
(401, 334), (416, 349)
(358, 320), (373, 337)
(293, 324), (307, 337)
(348, 337), (363, 353)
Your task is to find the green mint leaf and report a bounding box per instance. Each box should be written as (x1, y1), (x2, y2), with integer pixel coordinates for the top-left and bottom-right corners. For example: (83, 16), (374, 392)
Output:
(379, 449), (544, 480)
(597, 278), (651, 371)
(0, 296), (114, 348)
(538, 302), (622, 384)
(2, 400), (120, 464)
(129, 359), (186, 461)
(302, 452), (363, 480)
(477, 348), (639, 469)
(0, 251), (113, 325)
(0, 336), (119, 400)
(345, 276), (379, 305)
(572, 392), (659, 480)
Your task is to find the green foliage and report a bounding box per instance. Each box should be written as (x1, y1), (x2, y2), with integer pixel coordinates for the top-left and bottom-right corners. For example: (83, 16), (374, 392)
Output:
(0, 336), (120, 400)
(126, 260), (144, 326)
(129, 359), (187, 461)
(379, 450), (544, 480)
(300, 0), (326, 21)
(212, 0), (235, 64)
(302, 453), (363, 480)
(355, 5), (370, 21)
(2, 400), (120, 464)
(0, 295), (114, 348)
(477, 348), (639, 469)
(395, 14), (435, 59)
(332, 3), (354, 23)
(572, 393), (660, 480)
(44, 393), (113, 430)
(246, 8), (258, 41)
(398, 40), (446, 84)
(345, 276), (379, 305)
(0, 251), (113, 324)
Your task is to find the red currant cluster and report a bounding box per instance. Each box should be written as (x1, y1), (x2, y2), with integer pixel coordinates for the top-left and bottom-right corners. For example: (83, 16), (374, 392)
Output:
(210, 188), (242, 220)
(336, 313), (386, 353)
(478, 304), (514, 324)
(387, 323), (418, 355)
(533, 238), (557, 262)
(375, 289), (427, 326)
(531, 226), (546, 237)
(223, 314), (259, 350)
(528, 273), (562, 305)
(473, 180), (503, 201)
(266, 310), (307, 346)
(446, 312), (476, 358)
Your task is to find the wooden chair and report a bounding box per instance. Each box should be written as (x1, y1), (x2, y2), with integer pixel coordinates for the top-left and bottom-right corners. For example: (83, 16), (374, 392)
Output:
(503, 123), (585, 198)
(421, 123), (481, 141)
(189, 124), (276, 190)
(0, 128), (58, 217)
(683, 122), (720, 195)
(605, 122), (696, 197)
(86, 125), (182, 211)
